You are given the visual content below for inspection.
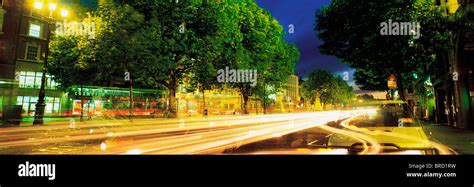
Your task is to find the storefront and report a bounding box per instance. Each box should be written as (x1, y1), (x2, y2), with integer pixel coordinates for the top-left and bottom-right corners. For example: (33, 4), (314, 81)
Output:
(67, 86), (165, 117)
(16, 96), (61, 116)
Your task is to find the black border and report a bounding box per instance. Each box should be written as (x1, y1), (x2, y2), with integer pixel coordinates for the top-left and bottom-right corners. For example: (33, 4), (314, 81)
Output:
(0, 155), (473, 186)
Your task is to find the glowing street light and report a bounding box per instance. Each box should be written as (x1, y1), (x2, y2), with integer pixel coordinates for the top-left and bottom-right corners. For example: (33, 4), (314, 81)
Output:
(32, 1), (71, 126)
(33, 1), (43, 10)
(61, 9), (69, 17)
(48, 3), (57, 11)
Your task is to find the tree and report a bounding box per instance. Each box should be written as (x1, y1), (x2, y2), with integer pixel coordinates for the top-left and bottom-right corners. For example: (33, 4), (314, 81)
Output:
(302, 69), (354, 109)
(48, 2), (151, 120)
(86, 2), (145, 87)
(357, 94), (376, 101)
(222, 0), (300, 114)
(127, 0), (229, 118)
(316, 0), (450, 101)
(47, 35), (96, 121)
(187, 61), (219, 114)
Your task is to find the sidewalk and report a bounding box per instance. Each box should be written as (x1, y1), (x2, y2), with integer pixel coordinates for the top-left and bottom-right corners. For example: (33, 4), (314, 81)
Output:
(422, 123), (474, 154)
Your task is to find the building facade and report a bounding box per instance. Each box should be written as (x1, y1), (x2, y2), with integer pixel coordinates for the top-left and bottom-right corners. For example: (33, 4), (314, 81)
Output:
(0, 0), (66, 118)
(0, 0), (163, 120)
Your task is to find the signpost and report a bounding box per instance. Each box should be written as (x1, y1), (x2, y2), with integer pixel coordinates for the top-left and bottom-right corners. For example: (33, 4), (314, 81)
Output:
(387, 74), (397, 89)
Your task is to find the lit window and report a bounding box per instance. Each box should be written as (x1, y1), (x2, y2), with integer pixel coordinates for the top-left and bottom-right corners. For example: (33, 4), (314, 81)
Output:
(29, 23), (41, 38)
(17, 96), (60, 116)
(0, 0), (4, 33)
(0, 13), (3, 33)
(17, 71), (58, 90)
(26, 45), (40, 61)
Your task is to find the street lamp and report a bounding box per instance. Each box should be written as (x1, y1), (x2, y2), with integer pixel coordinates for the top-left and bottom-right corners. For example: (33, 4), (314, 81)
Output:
(61, 9), (68, 17)
(34, 2), (43, 9)
(48, 3), (56, 11)
(32, 1), (69, 126)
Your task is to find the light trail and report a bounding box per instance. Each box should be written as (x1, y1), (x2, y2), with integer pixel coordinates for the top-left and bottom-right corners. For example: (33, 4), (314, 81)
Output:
(0, 111), (354, 154)
(84, 111), (348, 154)
(0, 109), (456, 155)
(0, 113), (333, 147)
(338, 110), (457, 155)
(318, 122), (382, 154)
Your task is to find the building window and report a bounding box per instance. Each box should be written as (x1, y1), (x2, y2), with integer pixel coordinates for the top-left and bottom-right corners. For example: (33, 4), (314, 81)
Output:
(17, 96), (61, 116)
(26, 45), (40, 61)
(0, 0), (4, 33)
(17, 71), (59, 89)
(29, 23), (42, 38)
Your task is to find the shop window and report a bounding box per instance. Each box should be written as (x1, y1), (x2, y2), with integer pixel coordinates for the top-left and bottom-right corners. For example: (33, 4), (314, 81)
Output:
(17, 96), (60, 116)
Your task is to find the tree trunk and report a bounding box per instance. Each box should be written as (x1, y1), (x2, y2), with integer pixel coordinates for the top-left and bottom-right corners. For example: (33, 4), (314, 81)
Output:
(243, 92), (249, 114)
(396, 73), (406, 101)
(166, 77), (178, 118)
(263, 87), (267, 115)
(202, 89), (206, 116)
(255, 94), (258, 115)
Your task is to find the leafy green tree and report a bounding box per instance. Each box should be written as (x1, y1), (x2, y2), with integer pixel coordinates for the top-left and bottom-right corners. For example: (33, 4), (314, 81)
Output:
(357, 94), (376, 101)
(316, 0), (450, 101)
(187, 61), (219, 113)
(126, 0), (229, 118)
(222, 0), (300, 114)
(302, 69), (354, 109)
(47, 34), (96, 121)
(86, 2), (145, 87)
(302, 70), (334, 109)
(48, 2), (149, 120)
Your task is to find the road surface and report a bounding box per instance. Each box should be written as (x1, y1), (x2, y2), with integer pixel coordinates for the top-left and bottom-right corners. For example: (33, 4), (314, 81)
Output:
(0, 109), (455, 154)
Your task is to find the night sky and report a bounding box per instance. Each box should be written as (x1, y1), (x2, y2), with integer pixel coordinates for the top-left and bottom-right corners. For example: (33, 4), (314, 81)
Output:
(255, 0), (355, 82)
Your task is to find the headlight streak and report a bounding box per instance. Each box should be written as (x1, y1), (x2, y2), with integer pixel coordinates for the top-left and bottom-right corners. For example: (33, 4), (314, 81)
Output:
(0, 113), (332, 147)
(0, 109), (455, 155)
(339, 115), (457, 155)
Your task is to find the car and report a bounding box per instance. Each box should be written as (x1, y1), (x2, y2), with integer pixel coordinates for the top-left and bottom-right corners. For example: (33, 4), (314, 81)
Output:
(327, 105), (437, 155)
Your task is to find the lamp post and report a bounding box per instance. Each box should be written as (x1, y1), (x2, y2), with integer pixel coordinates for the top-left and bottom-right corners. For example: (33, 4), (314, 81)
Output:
(33, 1), (68, 126)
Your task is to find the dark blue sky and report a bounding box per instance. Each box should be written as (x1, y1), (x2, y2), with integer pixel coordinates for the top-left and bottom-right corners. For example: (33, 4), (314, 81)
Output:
(255, 0), (355, 80)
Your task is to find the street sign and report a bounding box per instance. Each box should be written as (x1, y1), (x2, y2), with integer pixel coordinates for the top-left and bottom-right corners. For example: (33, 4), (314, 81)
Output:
(387, 74), (397, 89)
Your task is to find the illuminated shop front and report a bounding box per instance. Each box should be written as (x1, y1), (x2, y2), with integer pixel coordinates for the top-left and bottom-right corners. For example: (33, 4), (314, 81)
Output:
(17, 96), (61, 116)
(67, 86), (165, 116)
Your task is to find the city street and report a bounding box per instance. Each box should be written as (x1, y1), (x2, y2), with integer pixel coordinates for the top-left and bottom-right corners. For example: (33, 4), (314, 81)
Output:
(0, 109), (457, 155)
(0, 0), (473, 186)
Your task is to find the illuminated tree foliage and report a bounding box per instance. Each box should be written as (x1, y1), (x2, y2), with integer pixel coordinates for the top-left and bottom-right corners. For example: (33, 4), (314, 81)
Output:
(220, 0), (300, 114)
(48, 0), (300, 118)
(316, 0), (450, 101)
(302, 69), (354, 109)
